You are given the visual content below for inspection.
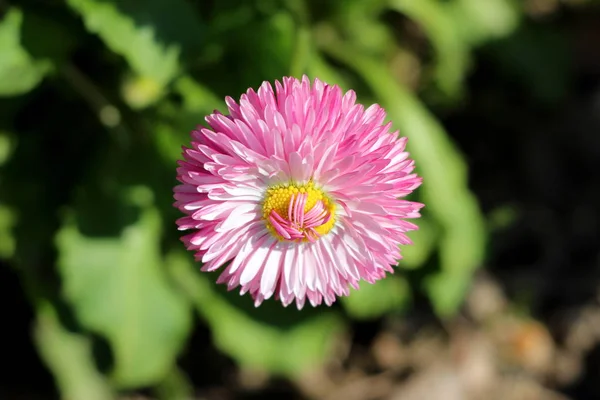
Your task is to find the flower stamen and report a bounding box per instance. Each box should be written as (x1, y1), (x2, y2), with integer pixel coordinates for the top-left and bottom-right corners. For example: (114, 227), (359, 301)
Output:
(263, 181), (336, 242)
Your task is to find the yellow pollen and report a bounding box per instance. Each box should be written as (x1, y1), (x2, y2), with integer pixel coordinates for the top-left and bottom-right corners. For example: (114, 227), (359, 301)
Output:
(262, 180), (336, 241)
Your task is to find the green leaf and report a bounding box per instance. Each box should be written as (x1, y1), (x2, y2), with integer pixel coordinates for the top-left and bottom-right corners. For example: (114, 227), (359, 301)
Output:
(233, 11), (296, 82)
(154, 120), (188, 165)
(169, 251), (344, 376)
(153, 367), (194, 400)
(338, 0), (392, 57)
(424, 226), (484, 315)
(66, 0), (204, 106)
(174, 75), (221, 113)
(34, 303), (113, 400)
(121, 75), (165, 109)
(0, 8), (51, 96)
(307, 51), (352, 90)
(342, 275), (411, 320)
(399, 215), (438, 269)
(423, 269), (472, 316)
(259, 12), (296, 78)
(56, 193), (192, 388)
(450, 0), (521, 45)
(389, 0), (470, 99)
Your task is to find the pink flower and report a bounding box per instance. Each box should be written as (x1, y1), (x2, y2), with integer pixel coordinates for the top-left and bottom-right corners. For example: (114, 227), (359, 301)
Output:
(174, 76), (423, 309)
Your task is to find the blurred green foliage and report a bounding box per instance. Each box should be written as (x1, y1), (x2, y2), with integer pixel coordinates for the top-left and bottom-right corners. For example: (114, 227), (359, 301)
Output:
(0, 0), (576, 397)
(57, 190), (191, 387)
(0, 8), (51, 95)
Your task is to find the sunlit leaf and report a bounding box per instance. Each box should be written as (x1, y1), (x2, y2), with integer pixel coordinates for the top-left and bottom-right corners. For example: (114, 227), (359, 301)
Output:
(0, 8), (51, 96)
(121, 75), (164, 109)
(56, 192), (192, 387)
(342, 275), (411, 320)
(169, 251), (345, 376)
(451, 0), (521, 45)
(34, 302), (113, 400)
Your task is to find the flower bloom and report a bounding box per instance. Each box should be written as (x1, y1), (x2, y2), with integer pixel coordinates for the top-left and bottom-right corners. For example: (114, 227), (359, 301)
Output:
(174, 76), (423, 309)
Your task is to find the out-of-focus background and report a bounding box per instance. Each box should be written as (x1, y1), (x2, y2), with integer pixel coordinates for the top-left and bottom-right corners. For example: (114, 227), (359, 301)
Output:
(2, 0), (600, 399)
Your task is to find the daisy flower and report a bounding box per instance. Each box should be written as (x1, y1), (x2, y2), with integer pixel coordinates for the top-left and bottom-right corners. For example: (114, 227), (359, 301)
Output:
(174, 76), (423, 309)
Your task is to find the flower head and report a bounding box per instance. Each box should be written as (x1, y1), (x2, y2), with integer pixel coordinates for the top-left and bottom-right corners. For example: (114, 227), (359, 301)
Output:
(174, 76), (423, 309)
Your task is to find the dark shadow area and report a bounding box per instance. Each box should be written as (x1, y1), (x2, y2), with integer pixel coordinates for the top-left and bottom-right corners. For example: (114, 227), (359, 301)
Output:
(0, 262), (57, 399)
(443, 6), (600, 396)
(447, 6), (600, 313)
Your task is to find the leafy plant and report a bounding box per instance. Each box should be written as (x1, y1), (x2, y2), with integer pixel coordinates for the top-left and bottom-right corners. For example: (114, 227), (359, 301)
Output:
(0, 0), (570, 396)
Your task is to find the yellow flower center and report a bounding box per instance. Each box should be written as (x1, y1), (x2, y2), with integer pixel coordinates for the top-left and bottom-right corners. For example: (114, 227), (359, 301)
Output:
(262, 181), (336, 242)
